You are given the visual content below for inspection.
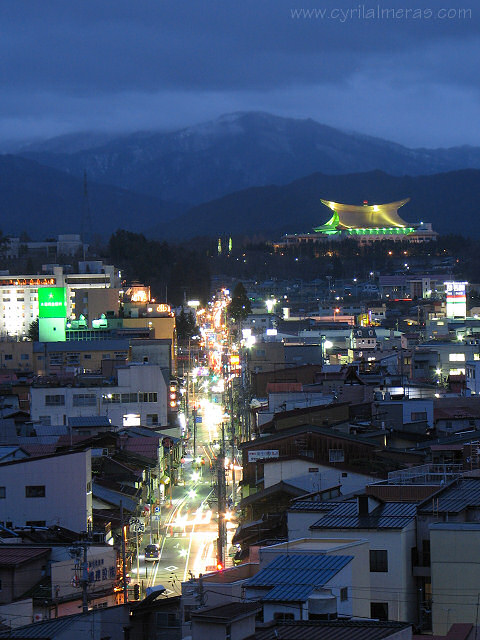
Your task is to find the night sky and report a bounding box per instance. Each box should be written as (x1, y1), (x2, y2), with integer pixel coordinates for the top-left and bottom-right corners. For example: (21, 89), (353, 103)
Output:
(1, 0), (478, 147)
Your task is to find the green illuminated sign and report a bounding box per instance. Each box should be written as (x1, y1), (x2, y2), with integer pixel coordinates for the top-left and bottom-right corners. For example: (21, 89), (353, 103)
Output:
(38, 287), (67, 318)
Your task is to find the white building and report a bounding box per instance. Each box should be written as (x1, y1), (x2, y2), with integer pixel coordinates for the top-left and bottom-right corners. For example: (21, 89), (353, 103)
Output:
(287, 496), (417, 623)
(244, 538), (370, 621)
(30, 363), (168, 427)
(0, 264), (121, 338)
(0, 449), (92, 532)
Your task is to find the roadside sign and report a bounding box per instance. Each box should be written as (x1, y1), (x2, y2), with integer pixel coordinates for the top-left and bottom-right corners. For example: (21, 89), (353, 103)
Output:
(154, 506), (160, 514)
(195, 416), (202, 423)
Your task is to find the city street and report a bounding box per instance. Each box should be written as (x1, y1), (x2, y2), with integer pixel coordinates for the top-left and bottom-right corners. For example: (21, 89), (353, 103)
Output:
(129, 393), (239, 597)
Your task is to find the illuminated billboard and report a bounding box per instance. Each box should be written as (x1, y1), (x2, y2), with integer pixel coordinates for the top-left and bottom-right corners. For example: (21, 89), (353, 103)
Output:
(38, 287), (67, 318)
(445, 281), (468, 318)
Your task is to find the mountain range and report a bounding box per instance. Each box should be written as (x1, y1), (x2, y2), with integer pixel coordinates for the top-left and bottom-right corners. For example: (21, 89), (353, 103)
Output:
(18, 112), (480, 206)
(1, 111), (480, 240)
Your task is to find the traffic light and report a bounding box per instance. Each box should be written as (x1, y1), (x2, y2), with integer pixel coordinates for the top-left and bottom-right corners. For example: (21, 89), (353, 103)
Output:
(133, 583), (140, 600)
(169, 383), (177, 409)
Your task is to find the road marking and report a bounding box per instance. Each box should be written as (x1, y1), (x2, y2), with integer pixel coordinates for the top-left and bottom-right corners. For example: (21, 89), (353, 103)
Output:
(164, 565), (178, 572)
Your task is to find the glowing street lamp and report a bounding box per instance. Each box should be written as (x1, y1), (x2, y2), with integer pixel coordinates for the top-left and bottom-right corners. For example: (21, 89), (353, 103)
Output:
(265, 298), (277, 313)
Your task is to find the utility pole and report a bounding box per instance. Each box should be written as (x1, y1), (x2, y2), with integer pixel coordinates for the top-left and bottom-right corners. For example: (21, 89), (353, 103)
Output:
(229, 381), (235, 505)
(216, 422), (227, 568)
(193, 405), (197, 458)
(81, 542), (89, 613)
(120, 501), (128, 604)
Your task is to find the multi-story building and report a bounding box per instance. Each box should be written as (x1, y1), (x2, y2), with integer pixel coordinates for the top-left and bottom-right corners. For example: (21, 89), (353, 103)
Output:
(0, 263), (121, 338)
(29, 363), (168, 427)
(0, 449), (92, 531)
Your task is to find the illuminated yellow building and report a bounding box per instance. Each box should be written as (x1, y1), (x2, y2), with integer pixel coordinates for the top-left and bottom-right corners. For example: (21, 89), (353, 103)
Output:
(278, 198), (437, 246)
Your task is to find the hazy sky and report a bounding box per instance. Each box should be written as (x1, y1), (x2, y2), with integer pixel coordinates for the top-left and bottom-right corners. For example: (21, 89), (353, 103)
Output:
(1, 0), (478, 147)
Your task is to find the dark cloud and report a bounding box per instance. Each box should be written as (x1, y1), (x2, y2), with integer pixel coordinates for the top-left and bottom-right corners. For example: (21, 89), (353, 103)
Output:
(0, 0), (478, 146)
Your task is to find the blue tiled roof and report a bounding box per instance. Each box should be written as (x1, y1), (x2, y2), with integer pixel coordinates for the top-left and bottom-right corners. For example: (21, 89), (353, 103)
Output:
(310, 500), (416, 530)
(245, 554), (353, 602)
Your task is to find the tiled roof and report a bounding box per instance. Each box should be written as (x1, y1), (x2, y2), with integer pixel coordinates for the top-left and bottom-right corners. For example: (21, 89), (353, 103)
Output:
(310, 500), (416, 530)
(248, 620), (411, 640)
(0, 547), (50, 567)
(245, 554), (352, 602)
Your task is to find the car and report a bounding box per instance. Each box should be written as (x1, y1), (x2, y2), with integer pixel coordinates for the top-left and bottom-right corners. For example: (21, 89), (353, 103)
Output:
(144, 544), (160, 561)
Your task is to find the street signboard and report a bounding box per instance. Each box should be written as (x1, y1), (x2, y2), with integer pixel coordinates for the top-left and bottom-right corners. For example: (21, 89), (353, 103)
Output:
(195, 416), (202, 423)
(248, 449), (279, 462)
(154, 506), (160, 514)
(130, 523), (145, 533)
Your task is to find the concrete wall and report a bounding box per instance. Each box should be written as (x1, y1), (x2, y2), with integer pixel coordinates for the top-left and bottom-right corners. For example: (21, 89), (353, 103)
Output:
(266, 459), (375, 493)
(430, 523), (480, 636)
(0, 449), (91, 531)
(309, 526), (417, 623)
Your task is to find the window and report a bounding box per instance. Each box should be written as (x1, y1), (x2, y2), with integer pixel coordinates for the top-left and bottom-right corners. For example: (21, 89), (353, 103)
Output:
(411, 411), (427, 421)
(371, 602), (389, 621)
(25, 485), (46, 498)
(340, 587), (348, 602)
(273, 613), (294, 621)
(84, 354), (92, 360)
(4, 354), (12, 361)
(140, 392), (157, 403)
(370, 550), (388, 572)
(103, 393), (120, 404)
(0, 487), (5, 498)
(329, 449), (344, 463)
(146, 414), (159, 426)
(20, 354), (29, 360)
(449, 353), (466, 362)
(25, 520), (46, 527)
(39, 416), (51, 425)
(73, 393), (97, 407)
(45, 394), (65, 406)
(121, 393), (138, 403)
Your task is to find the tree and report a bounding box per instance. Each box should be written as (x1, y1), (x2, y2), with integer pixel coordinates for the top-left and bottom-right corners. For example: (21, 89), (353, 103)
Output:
(27, 318), (39, 341)
(175, 307), (198, 342)
(227, 282), (251, 322)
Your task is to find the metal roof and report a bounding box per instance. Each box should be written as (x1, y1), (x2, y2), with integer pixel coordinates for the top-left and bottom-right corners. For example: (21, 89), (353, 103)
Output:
(289, 501), (338, 512)
(247, 620), (411, 640)
(0, 615), (81, 638)
(92, 482), (137, 512)
(310, 500), (416, 530)
(68, 416), (112, 428)
(33, 339), (129, 353)
(418, 478), (480, 514)
(245, 554), (353, 602)
(0, 547), (50, 567)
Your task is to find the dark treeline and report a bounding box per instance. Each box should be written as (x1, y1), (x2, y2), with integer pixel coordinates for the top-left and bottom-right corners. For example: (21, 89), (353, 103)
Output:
(106, 230), (211, 305)
(208, 234), (477, 282)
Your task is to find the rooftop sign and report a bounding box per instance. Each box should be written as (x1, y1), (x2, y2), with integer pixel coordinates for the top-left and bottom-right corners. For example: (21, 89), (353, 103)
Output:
(38, 287), (67, 318)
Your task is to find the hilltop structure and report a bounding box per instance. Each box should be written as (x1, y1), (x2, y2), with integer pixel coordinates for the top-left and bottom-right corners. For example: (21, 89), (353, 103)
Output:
(278, 198), (437, 246)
